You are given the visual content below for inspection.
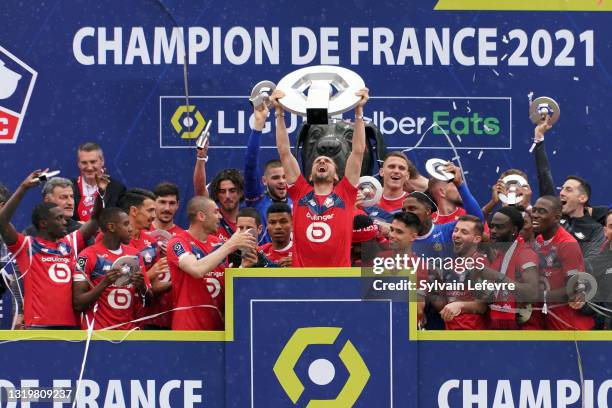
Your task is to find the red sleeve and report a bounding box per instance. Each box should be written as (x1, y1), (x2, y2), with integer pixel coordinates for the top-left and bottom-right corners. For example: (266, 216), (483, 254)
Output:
(559, 241), (585, 276)
(517, 247), (539, 271)
(74, 248), (94, 283)
(63, 230), (86, 255)
(6, 233), (31, 271)
(167, 236), (190, 268)
(288, 174), (310, 203)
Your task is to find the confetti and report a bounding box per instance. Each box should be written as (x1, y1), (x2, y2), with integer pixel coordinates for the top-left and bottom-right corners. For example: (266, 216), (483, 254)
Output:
(484, 125), (492, 132)
(508, 72), (514, 77)
(501, 53), (508, 61)
(473, 73), (476, 82)
(553, 150), (557, 155)
(586, 105), (589, 115)
(453, 101), (457, 110)
(502, 35), (509, 43)
(492, 69), (500, 76)
(573, 76), (579, 81)
(456, 135), (462, 142)
(467, 150), (472, 154)
(496, 166), (500, 173)
(527, 92), (534, 103)
(478, 150), (484, 160)
(463, 171), (469, 175)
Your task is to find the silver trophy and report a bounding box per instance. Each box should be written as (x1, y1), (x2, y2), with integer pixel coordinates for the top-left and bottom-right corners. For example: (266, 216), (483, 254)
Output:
(425, 158), (454, 181)
(111, 255), (140, 286)
(358, 176), (383, 208)
(149, 229), (173, 247)
(195, 119), (213, 150)
(498, 174), (528, 205)
(276, 65), (365, 124)
(529, 96), (560, 152)
(249, 80), (276, 110)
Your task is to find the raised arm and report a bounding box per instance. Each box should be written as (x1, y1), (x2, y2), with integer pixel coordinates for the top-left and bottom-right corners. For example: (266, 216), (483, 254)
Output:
(78, 172), (107, 242)
(244, 104), (268, 201)
(0, 170), (45, 246)
(178, 230), (256, 279)
(444, 162), (484, 221)
(344, 88), (370, 186)
(533, 115), (555, 197)
(193, 140), (210, 197)
(271, 89), (300, 185)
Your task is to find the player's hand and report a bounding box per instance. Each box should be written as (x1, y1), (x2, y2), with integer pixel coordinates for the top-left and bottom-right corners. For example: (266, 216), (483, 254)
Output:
(21, 169), (47, 190)
(278, 256), (292, 268)
(443, 162), (463, 186)
(253, 103), (269, 131)
(521, 183), (532, 207)
(270, 89), (285, 111)
(491, 178), (505, 203)
(103, 269), (122, 286)
(13, 314), (24, 330)
(355, 190), (365, 209)
(355, 87), (369, 109)
(440, 302), (462, 321)
(147, 257), (168, 281)
(130, 271), (146, 292)
(95, 172), (110, 194)
(196, 137), (209, 160)
(227, 230), (257, 253)
(373, 220), (390, 238)
(241, 250), (258, 268)
(534, 114), (553, 143)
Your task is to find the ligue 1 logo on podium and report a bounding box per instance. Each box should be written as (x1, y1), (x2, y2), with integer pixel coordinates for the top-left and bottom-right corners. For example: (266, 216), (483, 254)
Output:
(0, 45), (37, 144)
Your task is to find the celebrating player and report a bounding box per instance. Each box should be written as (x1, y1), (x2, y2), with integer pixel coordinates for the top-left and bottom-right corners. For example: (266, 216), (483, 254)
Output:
(272, 87), (369, 267)
(167, 196), (256, 330)
(73, 207), (150, 330)
(151, 182), (185, 236)
(0, 170), (103, 329)
(244, 101), (292, 244)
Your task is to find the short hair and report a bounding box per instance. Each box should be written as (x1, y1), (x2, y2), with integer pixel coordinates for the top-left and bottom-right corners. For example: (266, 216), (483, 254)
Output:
(494, 207), (524, 231)
(77, 142), (104, 161)
(99, 207), (126, 233)
(392, 211), (421, 231)
(405, 191), (437, 211)
(31, 202), (59, 230)
(153, 182), (180, 201)
(237, 207), (262, 227)
(42, 177), (73, 199)
(210, 168), (245, 202)
(0, 183), (10, 204)
(383, 151), (419, 179)
(500, 168), (529, 181)
(186, 196), (214, 223)
(539, 195), (563, 214)
(266, 202), (292, 217)
(120, 188), (156, 213)
(565, 175), (592, 199)
(264, 160), (283, 173)
(456, 214), (485, 236)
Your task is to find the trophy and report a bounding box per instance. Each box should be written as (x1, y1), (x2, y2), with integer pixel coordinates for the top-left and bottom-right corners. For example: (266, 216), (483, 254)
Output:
(566, 272), (598, 303)
(425, 158), (454, 181)
(38, 170), (61, 182)
(249, 80), (276, 110)
(358, 176), (383, 207)
(195, 119), (213, 150)
(529, 96), (560, 153)
(498, 174), (528, 205)
(149, 229), (173, 247)
(111, 255), (140, 286)
(276, 65), (366, 124)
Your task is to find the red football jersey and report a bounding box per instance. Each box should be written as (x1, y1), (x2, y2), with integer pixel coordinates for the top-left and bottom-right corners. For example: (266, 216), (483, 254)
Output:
(149, 223), (186, 237)
(167, 232), (226, 330)
(535, 227), (594, 330)
(432, 207), (467, 225)
(288, 175), (357, 267)
(75, 242), (148, 330)
(214, 218), (236, 243)
(378, 192), (407, 213)
(488, 244), (539, 329)
(8, 232), (84, 327)
(145, 226), (185, 328)
(259, 242), (293, 264)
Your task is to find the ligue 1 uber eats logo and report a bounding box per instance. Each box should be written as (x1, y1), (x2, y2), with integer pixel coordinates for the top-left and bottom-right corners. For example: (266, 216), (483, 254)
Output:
(0, 45), (37, 144)
(171, 104), (207, 139)
(273, 327), (370, 406)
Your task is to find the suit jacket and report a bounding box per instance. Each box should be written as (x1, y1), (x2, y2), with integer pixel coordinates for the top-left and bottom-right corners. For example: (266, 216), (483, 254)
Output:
(71, 176), (126, 221)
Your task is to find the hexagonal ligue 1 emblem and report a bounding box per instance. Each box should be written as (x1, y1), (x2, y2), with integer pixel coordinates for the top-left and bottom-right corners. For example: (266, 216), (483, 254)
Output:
(273, 327), (370, 406)
(0, 45), (37, 144)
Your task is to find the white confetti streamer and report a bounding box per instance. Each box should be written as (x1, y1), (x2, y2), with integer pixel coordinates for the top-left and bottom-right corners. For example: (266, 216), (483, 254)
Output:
(553, 150), (557, 155)
(508, 72), (514, 77)
(492, 69), (500, 76)
(586, 106), (589, 115)
(468, 150), (472, 154)
(453, 101), (457, 110)
(501, 53), (508, 61)
(496, 166), (500, 173)
(478, 150), (484, 160)
(573, 76), (579, 81)
(502, 35), (509, 43)
(528, 92), (534, 103)
(456, 134), (462, 142)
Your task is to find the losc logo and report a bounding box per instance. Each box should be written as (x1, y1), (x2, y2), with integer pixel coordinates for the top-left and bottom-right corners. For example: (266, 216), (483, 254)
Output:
(0, 45), (37, 144)
(273, 327), (370, 406)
